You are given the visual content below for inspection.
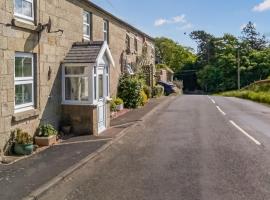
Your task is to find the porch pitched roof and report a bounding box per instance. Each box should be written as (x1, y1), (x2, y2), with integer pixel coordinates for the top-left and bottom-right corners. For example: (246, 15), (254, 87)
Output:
(63, 41), (104, 64)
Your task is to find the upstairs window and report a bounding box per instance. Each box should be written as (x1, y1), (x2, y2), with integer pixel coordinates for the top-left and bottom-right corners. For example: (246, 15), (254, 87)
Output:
(14, 0), (34, 21)
(15, 52), (34, 112)
(125, 34), (131, 53)
(134, 37), (138, 52)
(103, 20), (109, 43)
(83, 11), (91, 40)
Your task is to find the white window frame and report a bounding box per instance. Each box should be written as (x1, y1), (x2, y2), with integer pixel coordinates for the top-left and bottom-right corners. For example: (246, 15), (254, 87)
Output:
(105, 65), (109, 97)
(14, 52), (34, 112)
(103, 20), (109, 42)
(14, 0), (35, 22)
(62, 65), (91, 104)
(83, 11), (91, 40)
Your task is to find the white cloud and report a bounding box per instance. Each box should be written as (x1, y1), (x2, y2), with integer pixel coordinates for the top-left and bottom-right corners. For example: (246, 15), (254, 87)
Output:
(253, 0), (270, 12)
(172, 15), (186, 23)
(154, 19), (168, 26)
(154, 14), (187, 27)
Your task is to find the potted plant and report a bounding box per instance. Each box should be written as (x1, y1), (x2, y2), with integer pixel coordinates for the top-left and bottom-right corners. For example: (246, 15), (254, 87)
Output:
(60, 116), (72, 135)
(13, 129), (34, 155)
(115, 97), (124, 111)
(35, 124), (58, 146)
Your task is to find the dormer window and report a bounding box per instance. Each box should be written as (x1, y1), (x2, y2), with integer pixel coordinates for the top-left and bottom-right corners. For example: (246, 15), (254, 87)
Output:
(14, 0), (34, 22)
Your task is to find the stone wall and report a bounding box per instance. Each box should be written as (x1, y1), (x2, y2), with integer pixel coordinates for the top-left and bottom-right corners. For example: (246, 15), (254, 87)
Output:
(0, 0), (154, 153)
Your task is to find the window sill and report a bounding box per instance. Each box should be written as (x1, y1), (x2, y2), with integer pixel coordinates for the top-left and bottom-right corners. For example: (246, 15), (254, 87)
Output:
(12, 18), (39, 32)
(12, 109), (40, 122)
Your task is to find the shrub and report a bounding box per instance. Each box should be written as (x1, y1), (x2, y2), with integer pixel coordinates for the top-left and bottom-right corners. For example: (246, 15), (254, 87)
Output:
(37, 124), (58, 137)
(153, 85), (164, 98)
(143, 85), (152, 99)
(15, 129), (33, 145)
(118, 75), (144, 108)
(140, 90), (148, 106)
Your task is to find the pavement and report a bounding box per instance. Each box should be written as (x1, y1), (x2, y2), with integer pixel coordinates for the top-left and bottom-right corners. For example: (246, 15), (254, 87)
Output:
(0, 96), (170, 200)
(38, 95), (270, 200)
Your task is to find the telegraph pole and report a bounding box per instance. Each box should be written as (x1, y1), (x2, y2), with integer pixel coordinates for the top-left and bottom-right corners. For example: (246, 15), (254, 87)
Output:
(237, 48), (240, 90)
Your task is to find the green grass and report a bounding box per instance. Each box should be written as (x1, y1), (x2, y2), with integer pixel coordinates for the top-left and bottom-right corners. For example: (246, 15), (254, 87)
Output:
(219, 80), (270, 105)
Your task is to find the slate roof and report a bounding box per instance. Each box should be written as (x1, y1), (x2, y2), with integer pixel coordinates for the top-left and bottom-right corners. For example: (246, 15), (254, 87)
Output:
(63, 41), (104, 64)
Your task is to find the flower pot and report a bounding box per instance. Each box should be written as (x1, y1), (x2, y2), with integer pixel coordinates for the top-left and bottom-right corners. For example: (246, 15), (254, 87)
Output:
(14, 143), (34, 155)
(35, 135), (57, 146)
(61, 126), (71, 135)
(116, 104), (124, 111)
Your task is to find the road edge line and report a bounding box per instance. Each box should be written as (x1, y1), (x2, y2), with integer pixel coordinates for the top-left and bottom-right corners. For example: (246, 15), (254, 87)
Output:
(229, 120), (261, 146)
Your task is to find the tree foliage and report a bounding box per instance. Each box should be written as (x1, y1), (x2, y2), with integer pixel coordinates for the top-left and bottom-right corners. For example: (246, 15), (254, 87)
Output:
(188, 22), (270, 93)
(155, 37), (196, 73)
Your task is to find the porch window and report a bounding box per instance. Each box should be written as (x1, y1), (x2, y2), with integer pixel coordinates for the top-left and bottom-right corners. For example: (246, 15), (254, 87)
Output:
(14, 0), (34, 21)
(64, 66), (89, 102)
(15, 52), (34, 112)
(83, 11), (91, 40)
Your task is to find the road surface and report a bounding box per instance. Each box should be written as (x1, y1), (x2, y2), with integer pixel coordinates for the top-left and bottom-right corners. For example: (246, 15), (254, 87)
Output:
(40, 95), (270, 200)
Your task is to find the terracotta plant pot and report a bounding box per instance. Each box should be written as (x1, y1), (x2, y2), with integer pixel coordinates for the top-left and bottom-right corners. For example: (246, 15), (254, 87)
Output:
(35, 135), (57, 146)
(14, 143), (34, 155)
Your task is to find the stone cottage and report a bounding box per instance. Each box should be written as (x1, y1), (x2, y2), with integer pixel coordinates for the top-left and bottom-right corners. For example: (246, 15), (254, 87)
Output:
(0, 0), (155, 153)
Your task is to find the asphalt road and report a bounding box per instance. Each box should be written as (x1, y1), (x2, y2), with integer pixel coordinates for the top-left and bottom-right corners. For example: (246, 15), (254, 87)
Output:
(40, 95), (270, 200)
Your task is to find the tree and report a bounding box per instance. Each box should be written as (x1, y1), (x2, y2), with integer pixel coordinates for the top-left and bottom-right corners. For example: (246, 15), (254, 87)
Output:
(241, 21), (268, 51)
(155, 37), (196, 72)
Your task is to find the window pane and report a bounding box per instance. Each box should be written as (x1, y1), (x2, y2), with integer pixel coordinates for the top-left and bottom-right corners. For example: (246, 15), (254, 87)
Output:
(22, 0), (32, 17)
(65, 66), (86, 75)
(104, 21), (107, 31)
(15, 0), (23, 14)
(98, 74), (103, 99)
(65, 77), (89, 101)
(22, 57), (32, 77)
(83, 12), (89, 24)
(104, 32), (107, 41)
(94, 76), (97, 100)
(15, 57), (23, 77)
(15, 83), (33, 106)
(80, 77), (89, 101)
(106, 76), (109, 96)
(83, 25), (90, 37)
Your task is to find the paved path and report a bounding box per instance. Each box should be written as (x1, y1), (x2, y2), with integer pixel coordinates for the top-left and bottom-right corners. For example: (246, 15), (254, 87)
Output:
(40, 95), (270, 200)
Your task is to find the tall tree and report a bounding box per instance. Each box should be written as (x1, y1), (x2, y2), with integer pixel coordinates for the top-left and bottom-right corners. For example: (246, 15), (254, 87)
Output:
(241, 21), (268, 51)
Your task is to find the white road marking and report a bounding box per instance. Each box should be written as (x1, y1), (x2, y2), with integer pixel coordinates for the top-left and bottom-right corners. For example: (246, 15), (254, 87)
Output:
(229, 120), (261, 146)
(211, 99), (216, 104)
(216, 106), (226, 115)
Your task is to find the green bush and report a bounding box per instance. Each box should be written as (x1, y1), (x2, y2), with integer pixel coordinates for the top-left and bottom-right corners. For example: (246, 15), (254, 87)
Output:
(15, 129), (33, 145)
(118, 75), (144, 108)
(140, 90), (148, 106)
(143, 85), (152, 98)
(37, 124), (58, 137)
(153, 85), (164, 98)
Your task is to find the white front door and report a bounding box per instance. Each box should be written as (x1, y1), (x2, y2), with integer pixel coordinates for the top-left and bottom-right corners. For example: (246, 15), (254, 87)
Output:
(97, 67), (106, 133)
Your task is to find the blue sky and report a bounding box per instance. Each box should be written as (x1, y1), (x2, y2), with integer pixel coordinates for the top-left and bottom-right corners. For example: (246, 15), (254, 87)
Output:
(92, 0), (270, 50)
